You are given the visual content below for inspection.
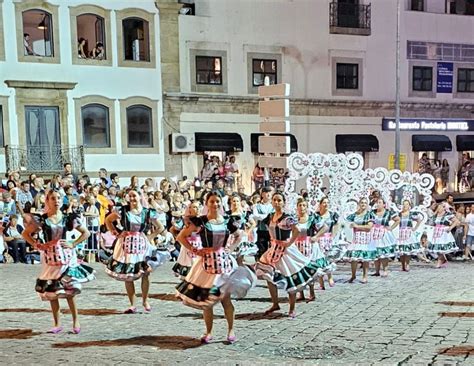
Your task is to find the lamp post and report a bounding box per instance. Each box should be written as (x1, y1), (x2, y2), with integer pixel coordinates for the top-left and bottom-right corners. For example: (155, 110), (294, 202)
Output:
(394, 0), (401, 169)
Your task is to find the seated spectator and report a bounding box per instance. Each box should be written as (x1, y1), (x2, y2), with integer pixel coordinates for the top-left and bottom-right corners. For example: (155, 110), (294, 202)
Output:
(25, 231), (41, 264)
(90, 42), (104, 60)
(78, 38), (87, 58)
(0, 192), (16, 221)
(4, 214), (27, 263)
(153, 232), (178, 261)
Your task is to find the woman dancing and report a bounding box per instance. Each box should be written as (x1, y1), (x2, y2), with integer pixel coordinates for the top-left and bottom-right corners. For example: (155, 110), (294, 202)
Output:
(427, 202), (459, 268)
(372, 198), (400, 277)
(105, 189), (168, 313)
(176, 192), (255, 344)
(295, 198), (335, 301)
(22, 189), (94, 334)
(314, 197), (340, 288)
(397, 200), (423, 272)
(172, 200), (202, 278)
(227, 194), (257, 264)
(343, 197), (375, 284)
(256, 192), (320, 318)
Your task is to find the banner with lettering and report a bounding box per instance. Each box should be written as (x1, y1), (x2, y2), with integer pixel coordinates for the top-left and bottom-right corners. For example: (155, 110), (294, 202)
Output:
(382, 118), (474, 131)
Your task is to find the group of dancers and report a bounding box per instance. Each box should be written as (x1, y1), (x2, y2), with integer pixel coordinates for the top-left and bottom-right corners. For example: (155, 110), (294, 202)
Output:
(21, 186), (460, 343)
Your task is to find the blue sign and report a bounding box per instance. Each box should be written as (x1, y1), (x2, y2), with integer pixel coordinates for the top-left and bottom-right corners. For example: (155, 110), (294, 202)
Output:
(437, 62), (453, 93)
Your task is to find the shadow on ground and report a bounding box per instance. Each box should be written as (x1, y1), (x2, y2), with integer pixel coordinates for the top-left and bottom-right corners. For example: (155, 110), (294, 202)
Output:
(0, 308), (122, 316)
(0, 329), (41, 339)
(52, 335), (202, 350)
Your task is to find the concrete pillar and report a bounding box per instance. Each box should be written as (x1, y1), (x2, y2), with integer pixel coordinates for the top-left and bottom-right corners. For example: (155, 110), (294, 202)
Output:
(155, 0), (183, 177)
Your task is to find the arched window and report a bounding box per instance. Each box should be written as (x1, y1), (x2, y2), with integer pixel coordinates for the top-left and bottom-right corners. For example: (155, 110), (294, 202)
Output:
(22, 9), (54, 57)
(76, 13), (106, 60)
(126, 105), (152, 147)
(122, 17), (150, 61)
(81, 104), (110, 148)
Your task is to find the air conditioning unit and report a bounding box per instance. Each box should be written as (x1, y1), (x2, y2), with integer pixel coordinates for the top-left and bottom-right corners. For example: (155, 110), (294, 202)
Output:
(171, 133), (195, 153)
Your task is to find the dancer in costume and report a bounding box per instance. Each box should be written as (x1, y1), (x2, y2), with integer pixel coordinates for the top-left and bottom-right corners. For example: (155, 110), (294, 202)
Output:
(371, 198), (400, 277)
(256, 192), (320, 318)
(427, 202), (459, 268)
(105, 189), (168, 313)
(227, 194), (257, 264)
(22, 189), (94, 334)
(314, 197), (340, 288)
(252, 187), (274, 260)
(172, 200), (202, 278)
(295, 198), (336, 301)
(176, 192), (256, 344)
(343, 197), (375, 284)
(397, 200), (423, 272)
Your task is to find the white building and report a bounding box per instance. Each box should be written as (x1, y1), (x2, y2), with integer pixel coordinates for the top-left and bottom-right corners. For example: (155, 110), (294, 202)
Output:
(0, 0), (164, 184)
(166, 0), (474, 193)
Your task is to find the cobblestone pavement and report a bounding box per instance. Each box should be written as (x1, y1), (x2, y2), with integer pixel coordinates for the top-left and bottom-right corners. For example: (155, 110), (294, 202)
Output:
(0, 260), (472, 365)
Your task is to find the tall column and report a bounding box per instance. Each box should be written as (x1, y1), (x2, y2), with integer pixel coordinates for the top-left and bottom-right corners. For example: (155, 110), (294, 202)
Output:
(156, 0), (183, 177)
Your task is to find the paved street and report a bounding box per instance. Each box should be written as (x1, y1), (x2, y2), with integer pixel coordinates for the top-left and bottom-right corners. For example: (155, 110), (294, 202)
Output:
(0, 261), (472, 365)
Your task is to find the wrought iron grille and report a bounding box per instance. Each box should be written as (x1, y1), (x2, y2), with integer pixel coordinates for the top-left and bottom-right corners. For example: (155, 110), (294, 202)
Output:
(5, 145), (85, 175)
(329, 1), (371, 30)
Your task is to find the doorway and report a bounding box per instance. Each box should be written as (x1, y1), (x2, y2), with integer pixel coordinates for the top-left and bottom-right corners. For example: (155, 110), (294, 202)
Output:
(25, 106), (61, 171)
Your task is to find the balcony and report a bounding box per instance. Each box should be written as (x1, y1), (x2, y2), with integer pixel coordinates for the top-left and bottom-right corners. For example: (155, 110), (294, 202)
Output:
(329, 1), (371, 36)
(5, 145), (85, 175)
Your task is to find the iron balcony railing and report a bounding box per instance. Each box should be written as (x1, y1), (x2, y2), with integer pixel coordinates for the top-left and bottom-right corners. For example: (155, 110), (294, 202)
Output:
(329, 1), (371, 30)
(5, 145), (85, 175)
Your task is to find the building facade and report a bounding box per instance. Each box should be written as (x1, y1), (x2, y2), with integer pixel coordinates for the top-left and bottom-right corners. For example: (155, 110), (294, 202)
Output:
(0, 0), (165, 181)
(164, 0), (474, 193)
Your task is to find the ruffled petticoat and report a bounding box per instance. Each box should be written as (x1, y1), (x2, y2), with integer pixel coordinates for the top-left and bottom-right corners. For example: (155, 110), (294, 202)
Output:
(343, 230), (377, 262)
(426, 225), (459, 254)
(255, 240), (321, 293)
(176, 249), (256, 310)
(35, 246), (95, 301)
(371, 226), (398, 259)
(172, 234), (202, 278)
(105, 232), (168, 282)
(397, 227), (423, 255)
(295, 237), (336, 274)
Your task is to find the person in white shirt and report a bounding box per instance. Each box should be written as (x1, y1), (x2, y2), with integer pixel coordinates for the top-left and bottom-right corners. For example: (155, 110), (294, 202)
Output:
(252, 187), (274, 259)
(462, 204), (474, 260)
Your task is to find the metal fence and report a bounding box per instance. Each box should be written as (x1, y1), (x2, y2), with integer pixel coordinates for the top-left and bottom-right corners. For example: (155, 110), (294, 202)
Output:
(5, 145), (85, 175)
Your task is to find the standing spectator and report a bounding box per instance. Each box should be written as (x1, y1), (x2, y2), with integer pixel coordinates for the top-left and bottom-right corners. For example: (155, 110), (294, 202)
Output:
(95, 168), (111, 187)
(459, 161), (471, 192)
(252, 163), (265, 192)
(30, 177), (45, 199)
(4, 214), (27, 263)
(440, 159), (449, 191)
(463, 203), (474, 260)
(16, 181), (34, 214)
(62, 162), (78, 184)
(454, 205), (467, 257)
(23, 33), (37, 56)
(237, 184), (249, 202)
(129, 175), (139, 190)
(229, 156), (240, 188)
(110, 173), (120, 190)
(83, 195), (100, 263)
(200, 160), (214, 181)
(418, 153), (431, 174)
